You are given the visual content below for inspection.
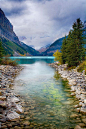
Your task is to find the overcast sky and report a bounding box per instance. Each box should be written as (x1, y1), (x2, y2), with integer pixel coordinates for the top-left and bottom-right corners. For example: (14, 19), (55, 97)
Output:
(0, 0), (86, 49)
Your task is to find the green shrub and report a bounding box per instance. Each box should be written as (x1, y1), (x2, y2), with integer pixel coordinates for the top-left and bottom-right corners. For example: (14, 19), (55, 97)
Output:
(67, 66), (76, 70)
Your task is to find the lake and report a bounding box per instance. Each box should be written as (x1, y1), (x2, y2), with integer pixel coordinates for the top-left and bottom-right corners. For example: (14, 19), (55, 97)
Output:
(11, 56), (80, 129)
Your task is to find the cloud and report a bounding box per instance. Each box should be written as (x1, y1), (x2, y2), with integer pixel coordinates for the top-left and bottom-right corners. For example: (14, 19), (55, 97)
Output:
(0, 0), (86, 49)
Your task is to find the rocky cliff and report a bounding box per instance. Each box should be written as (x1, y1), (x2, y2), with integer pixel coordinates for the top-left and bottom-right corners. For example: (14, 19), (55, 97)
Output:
(0, 8), (40, 56)
(0, 8), (20, 44)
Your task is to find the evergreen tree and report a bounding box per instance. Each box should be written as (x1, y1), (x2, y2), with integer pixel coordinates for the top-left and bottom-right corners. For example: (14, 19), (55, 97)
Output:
(61, 36), (67, 64)
(66, 32), (80, 66)
(61, 18), (86, 67)
(0, 39), (4, 63)
(72, 18), (85, 62)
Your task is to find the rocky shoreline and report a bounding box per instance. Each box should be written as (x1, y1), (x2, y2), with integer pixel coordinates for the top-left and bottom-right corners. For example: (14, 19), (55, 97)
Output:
(49, 62), (86, 114)
(0, 65), (24, 128)
(49, 62), (86, 128)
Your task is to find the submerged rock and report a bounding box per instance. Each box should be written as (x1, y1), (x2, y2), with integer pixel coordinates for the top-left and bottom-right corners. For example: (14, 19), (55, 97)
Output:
(23, 121), (30, 126)
(82, 118), (86, 124)
(74, 125), (82, 129)
(80, 107), (86, 114)
(70, 113), (78, 118)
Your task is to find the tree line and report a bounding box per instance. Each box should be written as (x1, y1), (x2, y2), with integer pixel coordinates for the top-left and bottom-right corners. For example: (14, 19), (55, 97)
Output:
(0, 39), (4, 63)
(0, 39), (18, 66)
(54, 18), (86, 67)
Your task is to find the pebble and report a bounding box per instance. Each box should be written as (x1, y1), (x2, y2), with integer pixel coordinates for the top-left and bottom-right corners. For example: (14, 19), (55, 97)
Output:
(70, 114), (78, 118)
(78, 123), (86, 127)
(74, 125), (82, 129)
(0, 100), (7, 108)
(82, 118), (86, 124)
(23, 121), (30, 126)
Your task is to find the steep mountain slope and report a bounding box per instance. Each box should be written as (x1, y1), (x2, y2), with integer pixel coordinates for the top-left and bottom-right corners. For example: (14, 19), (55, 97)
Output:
(38, 44), (50, 53)
(41, 37), (65, 56)
(0, 8), (20, 45)
(0, 37), (40, 56)
(20, 42), (40, 56)
(0, 8), (40, 56)
(0, 36), (28, 56)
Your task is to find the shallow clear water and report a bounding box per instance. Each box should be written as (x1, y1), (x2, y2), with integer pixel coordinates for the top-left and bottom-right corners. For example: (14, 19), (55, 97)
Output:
(13, 57), (80, 128)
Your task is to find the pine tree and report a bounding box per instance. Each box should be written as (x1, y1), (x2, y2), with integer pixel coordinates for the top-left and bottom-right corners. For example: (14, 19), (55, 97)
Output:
(66, 32), (80, 66)
(72, 18), (85, 62)
(61, 36), (67, 64)
(62, 18), (86, 67)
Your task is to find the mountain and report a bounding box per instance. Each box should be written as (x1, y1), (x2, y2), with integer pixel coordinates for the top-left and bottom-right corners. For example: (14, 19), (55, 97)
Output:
(41, 20), (86, 56)
(41, 37), (65, 56)
(0, 8), (20, 45)
(38, 44), (50, 53)
(0, 8), (40, 56)
(0, 36), (28, 56)
(20, 42), (40, 56)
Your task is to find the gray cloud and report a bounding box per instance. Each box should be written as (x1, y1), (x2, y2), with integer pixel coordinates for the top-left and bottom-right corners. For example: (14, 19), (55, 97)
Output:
(0, 0), (86, 49)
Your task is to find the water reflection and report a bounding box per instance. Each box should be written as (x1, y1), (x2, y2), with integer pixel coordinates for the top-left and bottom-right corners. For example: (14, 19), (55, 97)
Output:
(10, 56), (55, 64)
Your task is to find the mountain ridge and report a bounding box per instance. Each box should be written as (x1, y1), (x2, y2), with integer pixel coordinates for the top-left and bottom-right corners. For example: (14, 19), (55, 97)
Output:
(40, 37), (65, 56)
(0, 8), (20, 45)
(0, 8), (40, 56)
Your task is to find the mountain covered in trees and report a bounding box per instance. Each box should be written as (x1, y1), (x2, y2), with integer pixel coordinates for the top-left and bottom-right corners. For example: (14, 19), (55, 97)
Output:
(0, 8), (40, 56)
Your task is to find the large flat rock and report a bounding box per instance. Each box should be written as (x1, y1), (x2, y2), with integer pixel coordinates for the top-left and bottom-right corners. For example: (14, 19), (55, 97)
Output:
(6, 111), (20, 121)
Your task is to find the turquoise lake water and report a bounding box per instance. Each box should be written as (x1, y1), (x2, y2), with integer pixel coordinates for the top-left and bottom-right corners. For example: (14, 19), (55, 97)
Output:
(12, 57), (80, 129)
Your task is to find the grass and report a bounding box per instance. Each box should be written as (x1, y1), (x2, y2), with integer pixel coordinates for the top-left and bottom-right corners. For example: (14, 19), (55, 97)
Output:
(1, 56), (18, 66)
(77, 60), (86, 75)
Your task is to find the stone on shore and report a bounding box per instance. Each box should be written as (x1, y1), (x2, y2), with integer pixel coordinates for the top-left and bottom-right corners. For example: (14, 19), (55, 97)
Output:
(16, 104), (24, 114)
(11, 97), (20, 103)
(0, 96), (6, 101)
(69, 79), (77, 86)
(84, 99), (86, 105)
(0, 101), (6, 108)
(0, 65), (24, 128)
(6, 111), (20, 121)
